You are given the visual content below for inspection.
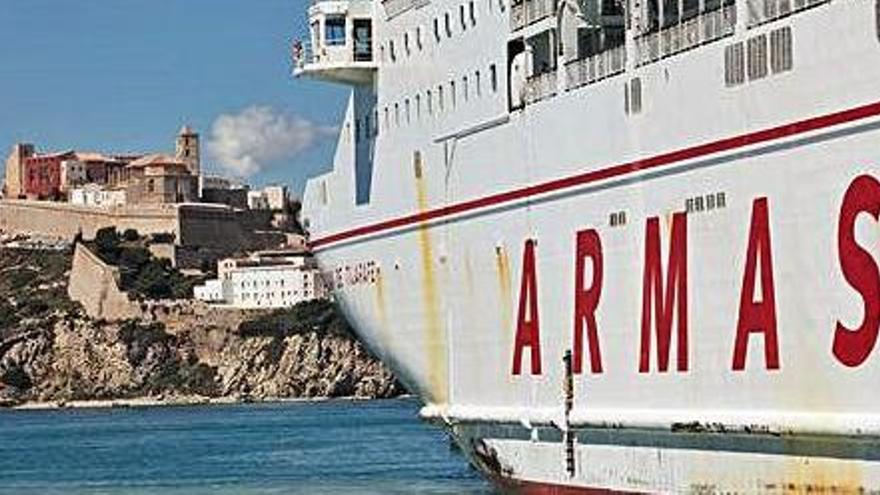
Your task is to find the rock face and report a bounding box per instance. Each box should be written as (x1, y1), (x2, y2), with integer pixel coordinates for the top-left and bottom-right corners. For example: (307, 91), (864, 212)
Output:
(0, 247), (403, 405)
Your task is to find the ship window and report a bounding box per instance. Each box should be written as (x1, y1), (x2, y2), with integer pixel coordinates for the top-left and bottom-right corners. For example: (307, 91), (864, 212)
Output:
(470, 1), (477, 25)
(490, 63), (498, 92)
(747, 34), (768, 81)
(373, 109), (379, 136)
(416, 26), (424, 50)
(394, 103), (400, 126)
(445, 13), (453, 37)
(434, 18), (441, 42)
(439, 85), (445, 111)
(389, 40), (397, 61)
(770, 27), (793, 74)
(384, 106), (390, 130)
(682, 0), (699, 20)
(463, 75), (469, 101)
(427, 90), (434, 114)
(703, 0), (721, 11)
(724, 42), (745, 86)
(630, 77), (642, 113)
(325, 16), (346, 46)
(404, 32), (411, 55)
(662, 0), (679, 28)
(450, 80), (457, 108)
(460, 5), (467, 30)
(475, 70), (482, 96)
(416, 94), (422, 119)
(405, 98), (411, 124)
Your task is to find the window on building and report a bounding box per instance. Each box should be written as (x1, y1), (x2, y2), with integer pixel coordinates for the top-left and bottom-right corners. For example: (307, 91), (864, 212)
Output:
(325, 16), (346, 45)
(147, 179), (155, 193)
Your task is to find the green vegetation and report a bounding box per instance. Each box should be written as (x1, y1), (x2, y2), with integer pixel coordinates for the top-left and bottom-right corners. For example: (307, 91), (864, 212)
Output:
(237, 300), (352, 338)
(0, 247), (79, 337)
(90, 227), (196, 300)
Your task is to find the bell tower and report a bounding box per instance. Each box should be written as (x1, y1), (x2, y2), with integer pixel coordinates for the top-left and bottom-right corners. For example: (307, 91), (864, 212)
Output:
(175, 125), (200, 177)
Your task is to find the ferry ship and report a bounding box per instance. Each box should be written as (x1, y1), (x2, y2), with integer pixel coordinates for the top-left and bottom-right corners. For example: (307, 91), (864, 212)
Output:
(294, 0), (880, 491)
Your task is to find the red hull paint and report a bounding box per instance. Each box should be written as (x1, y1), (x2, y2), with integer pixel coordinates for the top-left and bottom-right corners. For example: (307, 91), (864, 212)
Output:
(310, 100), (880, 250)
(493, 477), (645, 495)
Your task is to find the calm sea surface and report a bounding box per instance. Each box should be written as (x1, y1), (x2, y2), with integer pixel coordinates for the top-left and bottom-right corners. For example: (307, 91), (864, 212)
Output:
(0, 398), (495, 494)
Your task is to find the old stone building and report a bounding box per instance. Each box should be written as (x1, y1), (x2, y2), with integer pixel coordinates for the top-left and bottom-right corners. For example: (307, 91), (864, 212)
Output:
(175, 125), (200, 177)
(125, 154), (198, 205)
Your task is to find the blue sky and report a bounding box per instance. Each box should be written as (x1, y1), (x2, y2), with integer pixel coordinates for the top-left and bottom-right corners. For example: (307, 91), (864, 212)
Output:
(0, 0), (347, 196)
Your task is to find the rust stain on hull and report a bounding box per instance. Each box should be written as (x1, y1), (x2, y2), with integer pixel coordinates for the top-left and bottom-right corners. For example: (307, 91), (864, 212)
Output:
(495, 245), (513, 341)
(415, 158), (448, 405)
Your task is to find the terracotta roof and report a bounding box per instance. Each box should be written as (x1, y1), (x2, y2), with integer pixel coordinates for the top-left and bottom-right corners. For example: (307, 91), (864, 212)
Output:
(74, 151), (121, 163)
(127, 153), (188, 168)
(30, 150), (75, 160)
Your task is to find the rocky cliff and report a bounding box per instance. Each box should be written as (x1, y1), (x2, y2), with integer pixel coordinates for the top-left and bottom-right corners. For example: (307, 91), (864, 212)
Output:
(0, 247), (403, 406)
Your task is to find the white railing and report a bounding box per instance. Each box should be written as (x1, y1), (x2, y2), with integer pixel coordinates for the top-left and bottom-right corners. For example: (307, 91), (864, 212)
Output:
(292, 40), (316, 70)
(291, 38), (374, 72)
(635, 5), (736, 67)
(747, 0), (830, 27)
(510, 0), (557, 31)
(565, 45), (626, 90)
(383, 0), (430, 20)
(525, 71), (558, 104)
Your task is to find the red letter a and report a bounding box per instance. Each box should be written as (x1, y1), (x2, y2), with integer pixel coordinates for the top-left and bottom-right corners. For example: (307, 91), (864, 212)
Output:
(640, 213), (688, 373)
(513, 239), (542, 375)
(732, 198), (780, 371)
(834, 175), (880, 367)
(573, 229), (603, 374)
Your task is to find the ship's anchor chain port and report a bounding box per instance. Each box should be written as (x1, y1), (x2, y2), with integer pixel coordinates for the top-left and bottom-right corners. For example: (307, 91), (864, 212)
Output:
(563, 350), (576, 478)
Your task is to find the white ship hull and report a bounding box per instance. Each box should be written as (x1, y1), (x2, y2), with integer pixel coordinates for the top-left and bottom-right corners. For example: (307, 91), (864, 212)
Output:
(298, 0), (880, 490)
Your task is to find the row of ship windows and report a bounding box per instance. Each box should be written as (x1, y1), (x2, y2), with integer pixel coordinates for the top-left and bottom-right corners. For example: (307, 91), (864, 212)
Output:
(724, 26), (792, 86)
(381, 0), (506, 63)
(356, 63), (500, 140)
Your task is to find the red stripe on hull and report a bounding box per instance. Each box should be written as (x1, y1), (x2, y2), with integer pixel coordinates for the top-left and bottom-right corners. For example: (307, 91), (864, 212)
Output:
(310, 100), (880, 250)
(492, 476), (645, 495)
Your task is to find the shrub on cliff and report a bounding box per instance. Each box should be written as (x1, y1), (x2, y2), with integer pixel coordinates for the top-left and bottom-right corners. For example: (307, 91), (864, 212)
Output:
(89, 228), (194, 301)
(237, 300), (352, 338)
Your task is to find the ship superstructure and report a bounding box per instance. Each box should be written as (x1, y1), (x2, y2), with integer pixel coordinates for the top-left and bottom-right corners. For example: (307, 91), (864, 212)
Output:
(295, 0), (880, 491)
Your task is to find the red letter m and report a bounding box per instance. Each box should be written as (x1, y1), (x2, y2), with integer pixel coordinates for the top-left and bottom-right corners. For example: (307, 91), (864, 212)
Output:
(640, 213), (688, 373)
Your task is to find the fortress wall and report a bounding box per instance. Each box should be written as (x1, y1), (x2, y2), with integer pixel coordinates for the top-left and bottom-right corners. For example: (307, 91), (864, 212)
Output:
(68, 243), (140, 321)
(0, 200), (179, 241)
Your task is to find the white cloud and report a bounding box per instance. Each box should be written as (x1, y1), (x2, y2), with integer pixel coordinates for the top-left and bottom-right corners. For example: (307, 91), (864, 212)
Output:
(207, 105), (335, 177)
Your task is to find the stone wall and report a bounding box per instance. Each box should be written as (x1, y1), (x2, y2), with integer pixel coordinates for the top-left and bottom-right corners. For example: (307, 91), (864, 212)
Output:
(67, 243), (140, 321)
(0, 200), (280, 253)
(0, 200), (179, 241)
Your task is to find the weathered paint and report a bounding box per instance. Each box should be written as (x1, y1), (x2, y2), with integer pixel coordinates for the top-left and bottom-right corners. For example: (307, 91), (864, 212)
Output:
(415, 157), (448, 405)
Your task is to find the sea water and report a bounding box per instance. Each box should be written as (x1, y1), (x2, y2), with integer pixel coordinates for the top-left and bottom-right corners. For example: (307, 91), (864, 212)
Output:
(0, 398), (494, 494)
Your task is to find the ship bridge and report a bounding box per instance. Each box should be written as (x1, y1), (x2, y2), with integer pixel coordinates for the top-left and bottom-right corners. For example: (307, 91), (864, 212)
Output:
(292, 0), (376, 86)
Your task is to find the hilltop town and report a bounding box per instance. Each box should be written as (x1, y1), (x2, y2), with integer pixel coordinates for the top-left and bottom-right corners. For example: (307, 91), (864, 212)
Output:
(0, 129), (401, 407)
